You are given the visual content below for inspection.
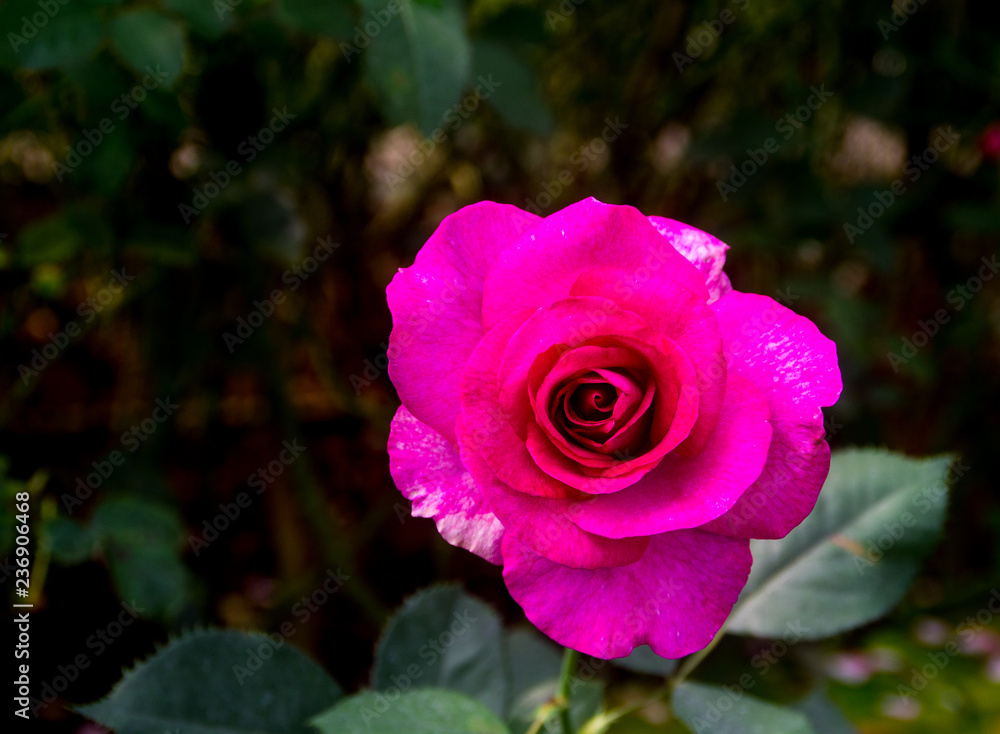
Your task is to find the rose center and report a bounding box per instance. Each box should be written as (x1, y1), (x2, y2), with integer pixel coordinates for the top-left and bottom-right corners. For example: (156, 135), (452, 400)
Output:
(569, 383), (618, 421)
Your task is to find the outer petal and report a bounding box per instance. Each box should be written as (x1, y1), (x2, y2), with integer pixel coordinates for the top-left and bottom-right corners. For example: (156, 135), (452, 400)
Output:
(704, 292), (842, 539)
(648, 216), (731, 303)
(502, 530), (752, 659)
(387, 202), (540, 444)
(389, 405), (504, 564)
(481, 198), (708, 332)
(565, 374), (772, 538)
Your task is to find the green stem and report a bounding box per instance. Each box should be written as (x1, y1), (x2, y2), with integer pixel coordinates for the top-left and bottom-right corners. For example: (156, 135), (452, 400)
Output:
(558, 647), (580, 734)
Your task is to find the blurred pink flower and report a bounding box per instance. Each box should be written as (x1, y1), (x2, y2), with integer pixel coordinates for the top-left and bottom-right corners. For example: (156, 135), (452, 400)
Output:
(979, 123), (1000, 161)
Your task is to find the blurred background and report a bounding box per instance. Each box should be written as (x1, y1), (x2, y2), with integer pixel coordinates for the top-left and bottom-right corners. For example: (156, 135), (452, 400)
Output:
(1, 0), (999, 731)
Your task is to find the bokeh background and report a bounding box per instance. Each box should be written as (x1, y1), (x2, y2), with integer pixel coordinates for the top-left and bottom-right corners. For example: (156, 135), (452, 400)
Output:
(1, 0), (999, 731)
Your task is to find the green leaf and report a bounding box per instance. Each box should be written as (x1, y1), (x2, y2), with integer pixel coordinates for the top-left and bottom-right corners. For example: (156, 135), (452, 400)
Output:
(93, 496), (191, 620)
(504, 628), (562, 703)
(18, 9), (105, 70)
(276, 0), (355, 38)
(361, 0), (471, 135)
(672, 682), (816, 734)
(93, 496), (185, 547)
(16, 211), (84, 267)
(110, 9), (187, 88)
(503, 629), (603, 734)
(610, 645), (679, 677)
(372, 585), (506, 715)
(78, 629), (342, 733)
(470, 39), (553, 135)
(793, 688), (857, 734)
(106, 541), (190, 620)
(311, 688), (510, 734)
(45, 516), (96, 565)
(727, 449), (955, 639)
(163, 0), (233, 40)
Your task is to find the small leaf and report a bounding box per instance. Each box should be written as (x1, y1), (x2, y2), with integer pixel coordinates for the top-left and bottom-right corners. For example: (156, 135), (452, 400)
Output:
(93, 496), (190, 620)
(79, 629), (342, 734)
(672, 682), (816, 734)
(106, 542), (190, 620)
(470, 39), (553, 135)
(45, 516), (95, 565)
(93, 496), (185, 547)
(372, 584), (506, 715)
(311, 688), (510, 734)
(727, 449), (955, 639)
(110, 9), (187, 88)
(15, 213), (84, 267)
(362, 0), (471, 135)
(276, 0), (355, 38)
(18, 9), (105, 70)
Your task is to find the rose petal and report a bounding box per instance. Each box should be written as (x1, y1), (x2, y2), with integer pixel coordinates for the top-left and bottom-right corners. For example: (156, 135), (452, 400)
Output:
(568, 268), (726, 457)
(502, 530), (752, 659)
(387, 202), (540, 443)
(565, 374), (772, 538)
(457, 417), (649, 569)
(388, 405), (504, 564)
(648, 215), (731, 303)
(524, 334), (700, 490)
(531, 347), (656, 467)
(481, 198), (709, 332)
(460, 309), (577, 500)
(491, 298), (700, 492)
(703, 292), (842, 539)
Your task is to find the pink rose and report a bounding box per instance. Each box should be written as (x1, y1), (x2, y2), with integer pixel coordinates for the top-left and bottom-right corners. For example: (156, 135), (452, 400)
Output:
(386, 198), (841, 659)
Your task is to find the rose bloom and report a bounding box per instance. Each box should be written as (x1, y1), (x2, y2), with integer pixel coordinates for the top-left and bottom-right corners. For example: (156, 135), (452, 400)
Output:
(386, 198), (841, 659)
